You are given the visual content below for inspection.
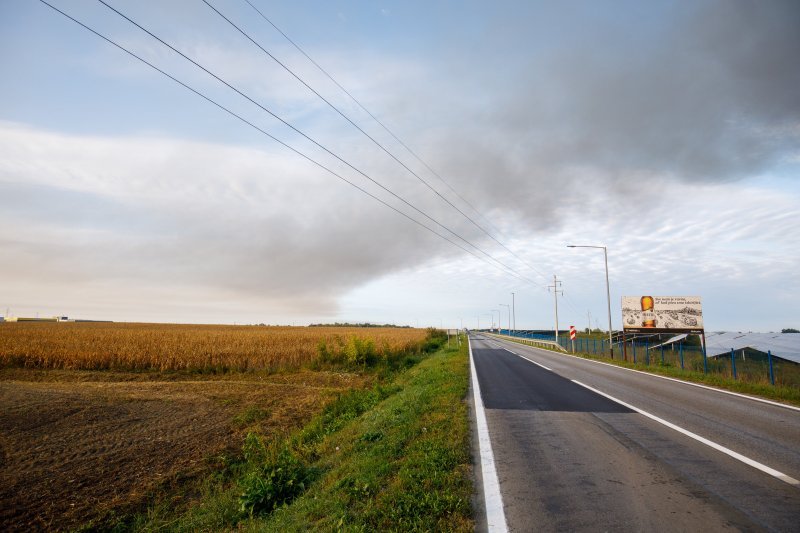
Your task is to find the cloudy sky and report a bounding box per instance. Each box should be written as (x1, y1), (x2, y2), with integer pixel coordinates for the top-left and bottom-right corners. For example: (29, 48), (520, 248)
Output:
(1, 0), (798, 331)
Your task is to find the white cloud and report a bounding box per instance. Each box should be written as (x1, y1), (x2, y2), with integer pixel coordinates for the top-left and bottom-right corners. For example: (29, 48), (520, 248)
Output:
(0, 117), (797, 329)
(0, 121), (469, 321)
(3, 0), (799, 329)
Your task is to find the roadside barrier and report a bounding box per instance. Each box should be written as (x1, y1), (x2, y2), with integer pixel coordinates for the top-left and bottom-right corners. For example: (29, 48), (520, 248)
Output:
(481, 331), (798, 389)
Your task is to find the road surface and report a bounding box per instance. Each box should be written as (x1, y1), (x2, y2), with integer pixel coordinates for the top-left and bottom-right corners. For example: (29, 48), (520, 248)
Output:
(469, 334), (800, 532)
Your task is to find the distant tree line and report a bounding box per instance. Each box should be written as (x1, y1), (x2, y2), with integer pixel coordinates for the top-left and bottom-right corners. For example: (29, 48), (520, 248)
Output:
(308, 322), (412, 328)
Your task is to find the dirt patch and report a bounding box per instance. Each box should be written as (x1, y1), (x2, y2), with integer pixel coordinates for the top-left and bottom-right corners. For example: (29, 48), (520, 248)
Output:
(0, 370), (369, 531)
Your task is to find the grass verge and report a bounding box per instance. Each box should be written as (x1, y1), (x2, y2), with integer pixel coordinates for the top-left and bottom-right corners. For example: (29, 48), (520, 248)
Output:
(490, 333), (800, 407)
(121, 334), (472, 531)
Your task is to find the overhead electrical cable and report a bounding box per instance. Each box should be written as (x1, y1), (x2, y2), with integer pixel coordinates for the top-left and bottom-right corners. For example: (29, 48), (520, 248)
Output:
(92, 0), (543, 285)
(36, 0), (538, 287)
(239, 0), (503, 237)
(203, 0), (551, 288)
(93, 0), (538, 285)
(232, 0), (552, 287)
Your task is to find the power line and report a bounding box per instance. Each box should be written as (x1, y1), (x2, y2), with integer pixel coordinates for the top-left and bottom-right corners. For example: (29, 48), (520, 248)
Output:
(205, 0), (552, 287)
(36, 0), (537, 287)
(204, 0), (495, 239)
(93, 0), (540, 285)
(239, 0), (503, 237)
(239, 0), (556, 288)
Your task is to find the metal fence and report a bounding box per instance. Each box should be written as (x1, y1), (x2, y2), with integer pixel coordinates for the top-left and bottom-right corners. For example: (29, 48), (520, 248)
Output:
(494, 330), (798, 388)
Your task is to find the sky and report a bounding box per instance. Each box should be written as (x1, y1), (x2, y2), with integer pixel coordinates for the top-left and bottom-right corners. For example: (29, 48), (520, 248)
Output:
(1, 0), (798, 331)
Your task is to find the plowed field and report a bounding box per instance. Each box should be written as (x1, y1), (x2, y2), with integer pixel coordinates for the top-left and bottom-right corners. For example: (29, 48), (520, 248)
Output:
(0, 369), (368, 531)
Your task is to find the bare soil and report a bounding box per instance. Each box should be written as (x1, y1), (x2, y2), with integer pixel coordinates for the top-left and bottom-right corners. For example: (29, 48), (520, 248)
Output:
(0, 369), (368, 531)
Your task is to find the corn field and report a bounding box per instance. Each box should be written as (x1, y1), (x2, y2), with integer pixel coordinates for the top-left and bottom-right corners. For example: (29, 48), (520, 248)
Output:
(0, 322), (430, 372)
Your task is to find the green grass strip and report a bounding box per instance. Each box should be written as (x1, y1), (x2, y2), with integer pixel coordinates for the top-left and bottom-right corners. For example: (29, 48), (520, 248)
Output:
(247, 337), (473, 532)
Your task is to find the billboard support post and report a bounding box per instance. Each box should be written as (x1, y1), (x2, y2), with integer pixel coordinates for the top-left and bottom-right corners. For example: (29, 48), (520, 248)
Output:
(768, 350), (775, 385)
(622, 330), (627, 361)
(701, 330), (708, 374)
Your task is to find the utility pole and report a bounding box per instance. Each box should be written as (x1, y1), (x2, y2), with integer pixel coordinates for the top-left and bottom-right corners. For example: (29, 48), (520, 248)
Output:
(511, 292), (516, 335)
(499, 303), (510, 334)
(588, 310), (592, 333)
(548, 275), (563, 342)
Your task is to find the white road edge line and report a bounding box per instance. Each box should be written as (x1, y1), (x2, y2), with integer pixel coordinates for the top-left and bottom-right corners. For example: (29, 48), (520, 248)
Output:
(469, 336), (509, 532)
(572, 379), (800, 487)
(497, 336), (800, 413)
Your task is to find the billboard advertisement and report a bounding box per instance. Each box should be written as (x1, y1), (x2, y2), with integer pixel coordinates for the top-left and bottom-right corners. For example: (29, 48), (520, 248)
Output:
(622, 296), (703, 333)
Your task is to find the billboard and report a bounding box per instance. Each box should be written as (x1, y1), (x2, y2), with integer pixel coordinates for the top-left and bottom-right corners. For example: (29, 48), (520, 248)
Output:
(622, 296), (703, 333)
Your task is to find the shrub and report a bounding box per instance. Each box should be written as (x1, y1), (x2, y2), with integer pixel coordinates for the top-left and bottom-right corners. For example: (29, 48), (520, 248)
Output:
(239, 439), (313, 517)
(344, 336), (378, 367)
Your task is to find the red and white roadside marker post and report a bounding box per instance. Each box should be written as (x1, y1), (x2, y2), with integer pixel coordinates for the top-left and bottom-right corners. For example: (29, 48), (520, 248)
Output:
(570, 325), (576, 353)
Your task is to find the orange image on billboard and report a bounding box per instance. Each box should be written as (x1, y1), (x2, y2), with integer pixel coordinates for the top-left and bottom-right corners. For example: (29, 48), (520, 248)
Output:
(640, 296), (656, 328)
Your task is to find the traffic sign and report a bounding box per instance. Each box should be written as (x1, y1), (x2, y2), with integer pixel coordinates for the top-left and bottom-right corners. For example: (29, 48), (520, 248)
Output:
(569, 326), (576, 340)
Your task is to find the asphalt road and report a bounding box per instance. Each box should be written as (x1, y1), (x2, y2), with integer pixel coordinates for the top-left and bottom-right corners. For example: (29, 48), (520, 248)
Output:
(469, 334), (800, 532)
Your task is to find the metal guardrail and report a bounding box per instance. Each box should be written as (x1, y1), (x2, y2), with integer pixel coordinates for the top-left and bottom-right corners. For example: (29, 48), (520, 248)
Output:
(483, 332), (567, 353)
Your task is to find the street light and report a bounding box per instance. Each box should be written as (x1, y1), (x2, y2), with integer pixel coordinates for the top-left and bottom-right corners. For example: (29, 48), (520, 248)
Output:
(491, 309), (500, 332)
(511, 292), (516, 335)
(567, 244), (615, 358)
(499, 303), (510, 334)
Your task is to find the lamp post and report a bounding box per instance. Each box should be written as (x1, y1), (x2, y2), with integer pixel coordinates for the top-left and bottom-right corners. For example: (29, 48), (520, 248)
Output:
(511, 292), (516, 335)
(491, 309), (500, 332)
(499, 303), (510, 335)
(567, 244), (614, 358)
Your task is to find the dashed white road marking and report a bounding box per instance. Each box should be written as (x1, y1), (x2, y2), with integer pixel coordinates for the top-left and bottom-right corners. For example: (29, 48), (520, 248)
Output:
(572, 379), (800, 487)
(479, 336), (800, 487)
(519, 355), (551, 371)
(496, 336), (800, 413)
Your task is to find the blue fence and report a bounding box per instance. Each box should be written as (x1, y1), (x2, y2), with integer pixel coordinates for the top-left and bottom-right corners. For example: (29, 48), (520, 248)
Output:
(490, 330), (796, 387)
(497, 330), (617, 356)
